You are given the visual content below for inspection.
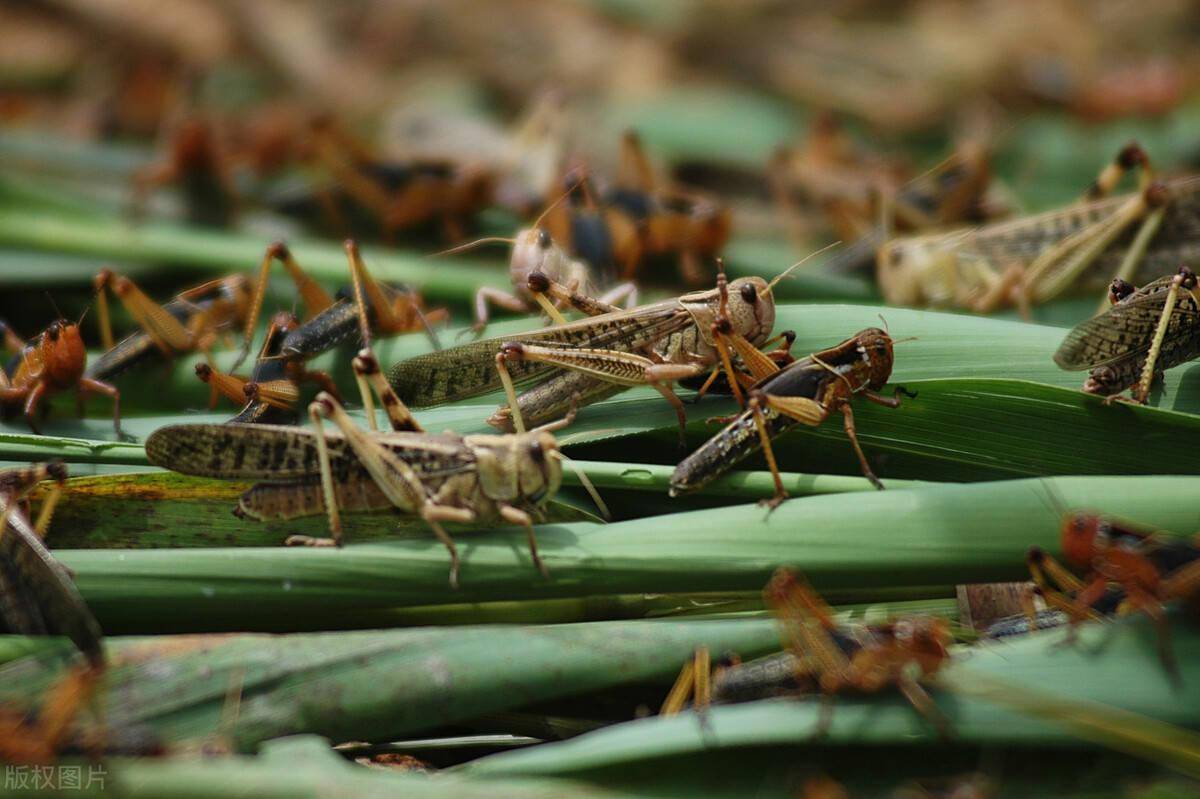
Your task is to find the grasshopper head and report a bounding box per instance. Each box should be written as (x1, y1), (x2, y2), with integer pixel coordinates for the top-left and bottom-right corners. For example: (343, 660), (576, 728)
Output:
(1060, 512), (1103, 570)
(510, 227), (580, 290)
(39, 319), (87, 388)
(876, 235), (966, 306)
(722, 277), (775, 346)
(853, 327), (895, 390)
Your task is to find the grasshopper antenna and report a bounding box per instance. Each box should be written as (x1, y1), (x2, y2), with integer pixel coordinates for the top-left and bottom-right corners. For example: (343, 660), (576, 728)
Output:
(548, 450), (610, 521)
(428, 237), (517, 258)
(45, 292), (67, 322)
(530, 175), (585, 231)
(760, 241), (841, 299)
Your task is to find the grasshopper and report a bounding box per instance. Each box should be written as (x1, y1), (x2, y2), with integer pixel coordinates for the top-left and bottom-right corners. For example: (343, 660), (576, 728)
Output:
(227, 240), (445, 400)
(671, 328), (910, 508)
(388, 261), (793, 442)
(195, 311), (303, 424)
(878, 143), (1200, 314)
(470, 227), (638, 329)
(89, 240), (443, 398)
(147, 346), (602, 587)
(1054, 265), (1200, 403)
(1026, 510), (1200, 680)
(661, 569), (953, 737)
(0, 463), (104, 667)
(0, 463), (107, 764)
(435, 193), (639, 330)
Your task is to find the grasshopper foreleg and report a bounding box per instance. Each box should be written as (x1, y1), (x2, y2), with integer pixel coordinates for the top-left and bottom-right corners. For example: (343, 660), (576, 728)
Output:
(498, 504), (549, 578)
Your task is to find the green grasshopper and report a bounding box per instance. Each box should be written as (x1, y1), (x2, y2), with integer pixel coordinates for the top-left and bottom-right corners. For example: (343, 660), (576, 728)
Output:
(387, 261), (796, 441)
(146, 346), (604, 587)
(878, 143), (1200, 314)
(1054, 265), (1200, 403)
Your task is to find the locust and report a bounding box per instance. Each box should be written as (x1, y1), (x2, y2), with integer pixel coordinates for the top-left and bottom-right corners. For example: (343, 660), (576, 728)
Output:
(0, 462), (110, 764)
(1026, 509), (1200, 680)
(227, 240), (445, 406)
(468, 226), (638, 329)
(2, 316), (122, 436)
(195, 311), (303, 424)
(89, 240), (443, 403)
(670, 328), (910, 508)
(388, 260), (795, 442)
(878, 143), (1200, 314)
(146, 346), (604, 587)
(435, 189), (639, 330)
(1054, 265), (1200, 403)
(661, 568), (953, 737)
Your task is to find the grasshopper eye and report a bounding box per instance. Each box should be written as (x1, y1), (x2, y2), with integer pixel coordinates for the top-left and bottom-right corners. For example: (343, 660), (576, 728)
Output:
(739, 283), (757, 305)
(46, 322), (61, 341)
(536, 229), (552, 249)
(528, 440), (545, 463)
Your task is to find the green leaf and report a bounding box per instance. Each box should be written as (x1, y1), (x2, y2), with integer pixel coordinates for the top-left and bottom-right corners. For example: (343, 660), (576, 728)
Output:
(48, 476), (1200, 632)
(0, 618), (782, 751)
(461, 615), (1200, 778)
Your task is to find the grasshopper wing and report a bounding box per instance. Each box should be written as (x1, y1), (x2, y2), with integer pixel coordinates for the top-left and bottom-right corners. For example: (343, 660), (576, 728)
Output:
(146, 423), (362, 479)
(1054, 275), (1200, 370)
(387, 301), (691, 407)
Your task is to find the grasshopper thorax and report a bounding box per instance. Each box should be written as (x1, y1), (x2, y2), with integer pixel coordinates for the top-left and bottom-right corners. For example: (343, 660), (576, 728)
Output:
(466, 430), (563, 507)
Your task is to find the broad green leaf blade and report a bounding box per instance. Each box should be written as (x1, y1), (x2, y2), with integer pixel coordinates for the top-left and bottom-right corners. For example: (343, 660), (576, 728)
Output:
(461, 616), (1200, 778)
(75, 735), (637, 798)
(50, 476), (1200, 631)
(37, 473), (595, 550)
(10, 303), (1200, 429)
(0, 619), (782, 751)
(0, 209), (508, 303)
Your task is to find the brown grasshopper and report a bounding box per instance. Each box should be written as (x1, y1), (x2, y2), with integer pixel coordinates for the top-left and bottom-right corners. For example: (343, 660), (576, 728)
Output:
(671, 328), (910, 508)
(0, 463), (109, 764)
(662, 569), (953, 738)
(1054, 265), (1200, 403)
(0, 463), (105, 665)
(435, 199), (639, 330)
(388, 261), (794, 443)
(147, 347), (603, 587)
(878, 143), (1200, 314)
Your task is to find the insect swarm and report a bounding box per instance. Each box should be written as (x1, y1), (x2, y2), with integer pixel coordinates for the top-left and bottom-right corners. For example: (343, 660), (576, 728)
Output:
(146, 346), (603, 588)
(388, 259), (785, 441)
(1053, 264), (1200, 403)
(1, 316), (122, 436)
(877, 143), (1200, 313)
(670, 327), (910, 509)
